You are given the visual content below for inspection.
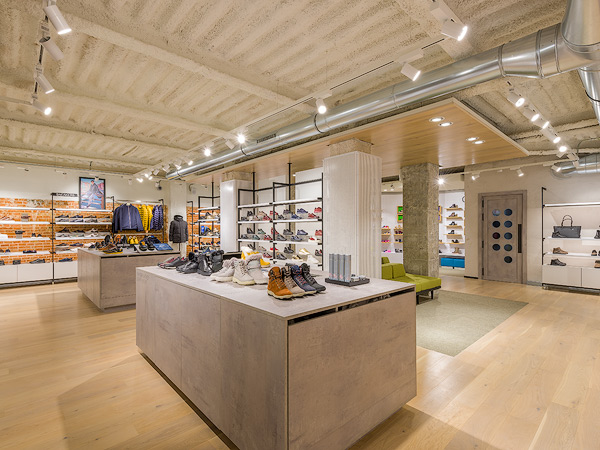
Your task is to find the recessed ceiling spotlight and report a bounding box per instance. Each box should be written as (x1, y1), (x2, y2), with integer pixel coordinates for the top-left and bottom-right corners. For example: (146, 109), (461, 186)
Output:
(188, 160), (193, 166)
(439, 122), (453, 127)
(204, 147), (211, 157)
(553, 136), (561, 144)
(237, 133), (246, 144)
(429, 117), (444, 122)
(517, 168), (524, 177)
(466, 137), (478, 141)
(558, 145), (568, 153)
(506, 91), (525, 108)
(474, 140), (485, 144)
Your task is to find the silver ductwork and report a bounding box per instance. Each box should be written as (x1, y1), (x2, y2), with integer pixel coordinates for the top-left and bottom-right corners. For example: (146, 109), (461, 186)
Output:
(168, 0), (600, 180)
(554, 153), (600, 177)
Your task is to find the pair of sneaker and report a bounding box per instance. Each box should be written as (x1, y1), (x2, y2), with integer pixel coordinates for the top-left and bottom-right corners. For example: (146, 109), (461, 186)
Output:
(210, 255), (268, 285)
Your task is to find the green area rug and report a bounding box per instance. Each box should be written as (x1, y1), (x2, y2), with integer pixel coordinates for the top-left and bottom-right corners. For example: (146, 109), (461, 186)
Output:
(416, 290), (527, 357)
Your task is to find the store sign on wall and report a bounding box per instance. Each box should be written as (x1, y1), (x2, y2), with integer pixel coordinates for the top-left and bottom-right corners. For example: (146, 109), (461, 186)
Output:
(51, 193), (78, 197)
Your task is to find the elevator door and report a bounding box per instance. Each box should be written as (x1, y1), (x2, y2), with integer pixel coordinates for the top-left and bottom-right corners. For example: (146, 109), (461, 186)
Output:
(481, 193), (524, 283)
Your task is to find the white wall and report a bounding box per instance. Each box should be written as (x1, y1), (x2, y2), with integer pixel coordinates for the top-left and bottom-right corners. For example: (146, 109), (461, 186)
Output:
(0, 162), (167, 201)
(464, 159), (600, 282)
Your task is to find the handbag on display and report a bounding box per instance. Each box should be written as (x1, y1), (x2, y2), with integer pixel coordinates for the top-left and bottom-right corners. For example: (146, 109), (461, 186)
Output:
(553, 215), (581, 238)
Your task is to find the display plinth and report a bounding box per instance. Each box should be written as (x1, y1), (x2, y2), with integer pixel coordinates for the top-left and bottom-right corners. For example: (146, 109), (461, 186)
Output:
(136, 266), (416, 450)
(77, 248), (178, 310)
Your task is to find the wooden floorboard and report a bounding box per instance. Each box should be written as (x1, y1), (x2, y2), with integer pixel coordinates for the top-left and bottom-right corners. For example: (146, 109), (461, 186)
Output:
(0, 277), (599, 449)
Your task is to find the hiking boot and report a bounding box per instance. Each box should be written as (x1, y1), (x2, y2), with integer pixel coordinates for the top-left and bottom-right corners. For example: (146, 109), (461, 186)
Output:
(267, 267), (293, 300)
(102, 243), (122, 254)
(281, 266), (305, 297)
(197, 253), (212, 276)
(300, 263), (325, 292)
(210, 250), (224, 273)
(246, 253), (268, 284)
(232, 259), (255, 285)
(291, 265), (317, 294)
(550, 258), (566, 266)
(211, 259), (234, 281)
(552, 247), (568, 255)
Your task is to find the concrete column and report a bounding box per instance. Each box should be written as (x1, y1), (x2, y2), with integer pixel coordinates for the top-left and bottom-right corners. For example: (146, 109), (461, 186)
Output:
(323, 139), (381, 278)
(167, 180), (188, 256)
(220, 172), (253, 253)
(400, 163), (439, 277)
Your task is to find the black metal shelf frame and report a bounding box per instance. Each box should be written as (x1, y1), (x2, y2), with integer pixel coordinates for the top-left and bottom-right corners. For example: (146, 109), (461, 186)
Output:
(197, 181), (220, 251)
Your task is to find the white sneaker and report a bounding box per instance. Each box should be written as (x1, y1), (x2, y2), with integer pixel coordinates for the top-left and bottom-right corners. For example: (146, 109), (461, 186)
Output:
(246, 254), (268, 284)
(298, 248), (310, 256)
(232, 259), (255, 285)
(307, 255), (320, 265)
(211, 259), (233, 281)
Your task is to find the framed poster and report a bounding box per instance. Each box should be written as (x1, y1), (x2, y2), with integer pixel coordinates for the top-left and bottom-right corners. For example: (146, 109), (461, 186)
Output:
(79, 177), (106, 210)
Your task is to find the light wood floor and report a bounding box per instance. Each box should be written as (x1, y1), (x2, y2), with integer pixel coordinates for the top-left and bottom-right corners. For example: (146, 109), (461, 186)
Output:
(1, 278), (599, 449)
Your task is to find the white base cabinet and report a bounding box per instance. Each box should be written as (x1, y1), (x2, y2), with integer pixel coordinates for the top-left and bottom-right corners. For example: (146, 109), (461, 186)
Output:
(54, 261), (77, 279)
(581, 267), (600, 289)
(16, 263), (53, 282)
(542, 264), (582, 287)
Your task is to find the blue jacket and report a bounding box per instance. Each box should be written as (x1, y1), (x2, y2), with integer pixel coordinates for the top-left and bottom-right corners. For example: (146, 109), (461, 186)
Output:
(150, 205), (164, 230)
(113, 204), (144, 232)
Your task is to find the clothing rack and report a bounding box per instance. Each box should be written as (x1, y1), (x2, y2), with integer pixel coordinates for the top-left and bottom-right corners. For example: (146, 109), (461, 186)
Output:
(113, 198), (165, 243)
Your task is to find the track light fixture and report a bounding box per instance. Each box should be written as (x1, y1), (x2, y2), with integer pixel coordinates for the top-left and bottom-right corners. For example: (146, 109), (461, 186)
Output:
(162, 164), (170, 172)
(558, 145), (568, 153)
(566, 153), (579, 162)
(553, 136), (561, 144)
(551, 165), (561, 173)
(316, 98), (327, 114)
(34, 66), (54, 94)
(401, 62), (421, 81)
(523, 108), (540, 122)
(516, 168), (524, 177)
(534, 117), (550, 129)
(39, 35), (64, 61)
(31, 95), (51, 115)
(438, 177), (445, 185)
(430, 0), (468, 41)
(204, 147), (211, 157)
(137, 177), (143, 183)
(188, 160), (193, 166)
(471, 173), (480, 180)
(43, 1), (72, 35)
(175, 163), (181, 170)
(237, 132), (246, 144)
(144, 172), (150, 178)
(506, 91), (525, 107)
(225, 140), (235, 149)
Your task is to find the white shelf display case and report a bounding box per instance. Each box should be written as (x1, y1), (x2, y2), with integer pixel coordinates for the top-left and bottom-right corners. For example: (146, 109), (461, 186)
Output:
(542, 189), (600, 291)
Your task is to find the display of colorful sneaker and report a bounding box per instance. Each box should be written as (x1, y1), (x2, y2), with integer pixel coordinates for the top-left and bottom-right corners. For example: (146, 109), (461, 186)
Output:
(300, 263), (326, 292)
(290, 235), (303, 241)
(315, 249), (323, 256)
(297, 208), (308, 215)
(307, 213), (317, 219)
(283, 246), (294, 254)
(291, 213), (302, 220)
(315, 229), (322, 236)
(283, 229), (293, 235)
(307, 254), (320, 265)
(263, 235), (272, 241)
(257, 229), (266, 235)
(282, 209), (292, 218)
(297, 229), (308, 235)
(298, 248), (310, 256)
(314, 207), (322, 218)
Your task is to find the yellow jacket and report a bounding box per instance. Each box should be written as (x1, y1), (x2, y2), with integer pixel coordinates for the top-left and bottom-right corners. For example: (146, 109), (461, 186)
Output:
(136, 204), (153, 231)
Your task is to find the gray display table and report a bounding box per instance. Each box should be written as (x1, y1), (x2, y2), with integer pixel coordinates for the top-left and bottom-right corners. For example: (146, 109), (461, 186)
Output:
(77, 248), (178, 310)
(136, 266), (416, 450)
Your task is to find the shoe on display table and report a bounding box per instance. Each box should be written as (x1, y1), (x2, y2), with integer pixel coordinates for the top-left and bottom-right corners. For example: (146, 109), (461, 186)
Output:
(550, 258), (566, 266)
(552, 247), (568, 255)
(300, 263), (325, 292)
(281, 265), (306, 297)
(291, 265), (317, 294)
(211, 259), (234, 281)
(246, 254), (268, 284)
(267, 266), (293, 300)
(232, 259), (255, 285)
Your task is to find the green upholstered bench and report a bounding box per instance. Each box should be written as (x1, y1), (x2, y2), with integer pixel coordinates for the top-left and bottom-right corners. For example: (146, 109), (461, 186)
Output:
(382, 257), (442, 303)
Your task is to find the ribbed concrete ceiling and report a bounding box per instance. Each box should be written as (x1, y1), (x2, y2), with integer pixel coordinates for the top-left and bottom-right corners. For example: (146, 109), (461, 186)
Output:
(0, 0), (597, 176)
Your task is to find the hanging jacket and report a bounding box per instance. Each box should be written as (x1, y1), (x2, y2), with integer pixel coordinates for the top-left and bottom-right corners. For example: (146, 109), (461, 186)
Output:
(113, 204), (144, 232)
(145, 205), (153, 230)
(136, 204), (151, 231)
(169, 215), (188, 243)
(150, 205), (164, 230)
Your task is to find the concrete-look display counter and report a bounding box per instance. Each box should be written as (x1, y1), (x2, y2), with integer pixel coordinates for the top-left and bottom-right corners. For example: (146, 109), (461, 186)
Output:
(78, 248), (178, 310)
(136, 266), (417, 450)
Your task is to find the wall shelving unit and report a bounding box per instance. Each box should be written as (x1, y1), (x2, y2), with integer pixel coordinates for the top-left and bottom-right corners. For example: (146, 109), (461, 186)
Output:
(195, 182), (220, 252)
(541, 187), (600, 291)
(237, 172), (323, 266)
